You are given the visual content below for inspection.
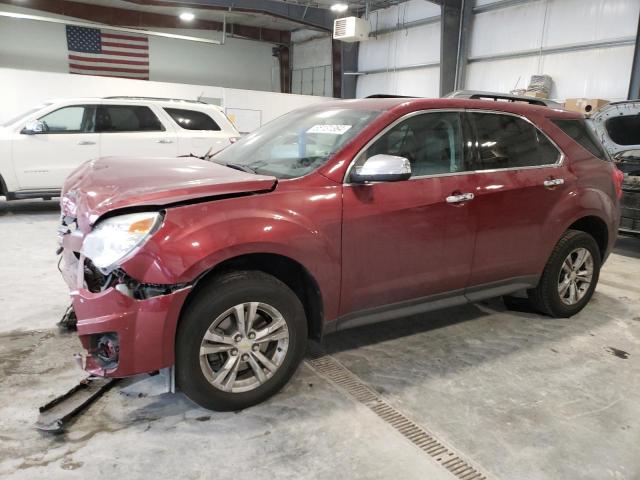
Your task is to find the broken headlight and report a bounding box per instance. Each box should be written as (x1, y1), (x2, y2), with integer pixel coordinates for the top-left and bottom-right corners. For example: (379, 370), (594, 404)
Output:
(81, 212), (162, 271)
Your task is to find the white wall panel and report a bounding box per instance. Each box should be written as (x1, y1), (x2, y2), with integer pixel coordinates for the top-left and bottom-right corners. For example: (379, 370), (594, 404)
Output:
(356, 67), (440, 98)
(292, 36), (332, 70)
(357, 1), (441, 97)
(539, 45), (635, 101)
(366, 0), (440, 31)
(544, 0), (640, 46)
(359, 22), (441, 71)
(466, 56), (539, 93)
(467, 0), (639, 101)
(469, 1), (546, 57)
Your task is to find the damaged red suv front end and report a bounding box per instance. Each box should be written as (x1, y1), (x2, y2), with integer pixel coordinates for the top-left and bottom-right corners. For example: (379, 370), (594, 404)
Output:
(57, 155), (277, 377)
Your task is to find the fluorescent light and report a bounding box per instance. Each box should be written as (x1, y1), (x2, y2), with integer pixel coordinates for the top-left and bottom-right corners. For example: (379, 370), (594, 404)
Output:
(330, 3), (349, 12)
(179, 12), (195, 21)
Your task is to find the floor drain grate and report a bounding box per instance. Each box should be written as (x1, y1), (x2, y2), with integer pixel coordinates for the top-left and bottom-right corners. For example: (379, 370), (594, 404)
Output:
(306, 347), (490, 480)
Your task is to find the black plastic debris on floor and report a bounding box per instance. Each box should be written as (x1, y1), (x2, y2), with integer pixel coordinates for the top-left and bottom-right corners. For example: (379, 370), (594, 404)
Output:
(605, 347), (630, 359)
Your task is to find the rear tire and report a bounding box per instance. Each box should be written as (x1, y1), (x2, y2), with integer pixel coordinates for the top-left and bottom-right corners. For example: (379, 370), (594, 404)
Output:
(176, 270), (307, 411)
(527, 229), (601, 318)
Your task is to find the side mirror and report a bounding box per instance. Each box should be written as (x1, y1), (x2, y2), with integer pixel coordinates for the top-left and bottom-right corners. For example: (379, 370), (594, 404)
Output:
(350, 154), (412, 183)
(22, 120), (46, 135)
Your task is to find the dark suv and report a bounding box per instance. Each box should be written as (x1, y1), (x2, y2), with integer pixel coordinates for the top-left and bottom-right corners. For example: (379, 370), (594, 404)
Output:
(58, 97), (622, 411)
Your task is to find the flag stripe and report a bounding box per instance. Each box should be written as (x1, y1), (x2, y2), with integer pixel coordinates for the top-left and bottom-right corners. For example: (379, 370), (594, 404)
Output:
(69, 63), (149, 74)
(70, 70), (149, 79)
(101, 41), (149, 50)
(101, 49), (150, 58)
(68, 54), (149, 66)
(101, 32), (149, 42)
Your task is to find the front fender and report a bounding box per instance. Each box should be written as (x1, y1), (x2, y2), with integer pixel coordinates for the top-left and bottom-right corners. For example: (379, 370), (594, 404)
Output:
(121, 184), (342, 320)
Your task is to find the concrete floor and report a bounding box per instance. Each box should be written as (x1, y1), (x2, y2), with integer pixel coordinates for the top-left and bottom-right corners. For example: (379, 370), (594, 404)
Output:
(1, 199), (639, 480)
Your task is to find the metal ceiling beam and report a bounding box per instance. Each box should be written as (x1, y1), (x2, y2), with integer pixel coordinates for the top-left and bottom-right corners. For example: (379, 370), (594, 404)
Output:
(425, 0), (462, 9)
(122, 0), (335, 31)
(0, 0), (291, 44)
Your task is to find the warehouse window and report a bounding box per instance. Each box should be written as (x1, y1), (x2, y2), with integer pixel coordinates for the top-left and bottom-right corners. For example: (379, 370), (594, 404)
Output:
(470, 113), (559, 170)
(96, 105), (164, 132)
(551, 118), (608, 161)
(165, 108), (221, 131)
(359, 112), (469, 177)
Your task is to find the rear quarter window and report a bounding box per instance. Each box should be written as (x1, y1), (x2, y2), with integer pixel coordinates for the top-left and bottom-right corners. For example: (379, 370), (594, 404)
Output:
(165, 108), (221, 131)
(551, 118), (608, 161)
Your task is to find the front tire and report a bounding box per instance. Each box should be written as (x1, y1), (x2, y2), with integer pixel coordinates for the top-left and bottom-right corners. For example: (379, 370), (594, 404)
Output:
(176, 271), (307, 411)
(527, 229), (601, 318)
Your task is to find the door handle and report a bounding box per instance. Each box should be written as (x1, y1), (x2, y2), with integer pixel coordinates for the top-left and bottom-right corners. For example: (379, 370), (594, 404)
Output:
(446, 192), (475, 204)
(77, 140), (96, 145)
(543, 178), (564, 187)
(156, 138), (174, 144)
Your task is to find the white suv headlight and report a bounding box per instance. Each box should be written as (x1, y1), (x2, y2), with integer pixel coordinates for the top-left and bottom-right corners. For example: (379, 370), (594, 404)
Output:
(81, 212), (162, 270)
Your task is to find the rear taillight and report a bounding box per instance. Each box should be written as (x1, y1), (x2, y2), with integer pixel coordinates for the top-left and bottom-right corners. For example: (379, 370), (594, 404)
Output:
(613, 167), (624, 200)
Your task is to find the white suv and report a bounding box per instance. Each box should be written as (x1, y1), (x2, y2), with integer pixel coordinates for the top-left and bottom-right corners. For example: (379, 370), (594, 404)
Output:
(0, 97), (240, 200)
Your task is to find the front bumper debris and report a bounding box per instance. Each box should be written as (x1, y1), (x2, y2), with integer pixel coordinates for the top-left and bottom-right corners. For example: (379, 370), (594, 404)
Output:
(59, 247), (192, 377)
(36, 376), (118, 433)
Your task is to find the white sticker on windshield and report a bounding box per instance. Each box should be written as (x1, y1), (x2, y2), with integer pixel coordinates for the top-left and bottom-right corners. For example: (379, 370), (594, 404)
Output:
(306, 124), (352, 135)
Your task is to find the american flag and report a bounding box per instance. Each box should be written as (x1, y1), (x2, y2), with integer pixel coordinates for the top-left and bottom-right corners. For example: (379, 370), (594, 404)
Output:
(66, 25), (149, 80)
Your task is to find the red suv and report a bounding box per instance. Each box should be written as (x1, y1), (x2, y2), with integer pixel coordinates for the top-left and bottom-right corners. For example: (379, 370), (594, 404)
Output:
(58, 97), (622, 411)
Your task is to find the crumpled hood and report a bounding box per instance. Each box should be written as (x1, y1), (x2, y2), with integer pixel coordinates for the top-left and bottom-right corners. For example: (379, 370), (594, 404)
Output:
(62, 156), (277, 231)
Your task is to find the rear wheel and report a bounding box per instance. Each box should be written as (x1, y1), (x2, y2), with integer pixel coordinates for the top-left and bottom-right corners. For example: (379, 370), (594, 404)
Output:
(176, 271), (307, 411)
(527, 229), (601, 318)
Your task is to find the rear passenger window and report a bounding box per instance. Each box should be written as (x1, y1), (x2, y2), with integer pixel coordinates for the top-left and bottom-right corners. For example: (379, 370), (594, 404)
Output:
(165, 108), (220, 131)
(551, 118), (608, 160)
(358, 112), (470, 176)
(96, 105), (164, 132)
(470, 113), (560, 170)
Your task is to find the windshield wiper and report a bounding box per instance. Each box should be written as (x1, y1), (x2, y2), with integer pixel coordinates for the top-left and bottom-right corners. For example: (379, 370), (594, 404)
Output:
(223, 162), (256, 174)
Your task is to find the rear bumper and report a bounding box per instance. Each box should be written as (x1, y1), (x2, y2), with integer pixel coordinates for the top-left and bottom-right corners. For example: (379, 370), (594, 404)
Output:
(72, 286), (191, 377)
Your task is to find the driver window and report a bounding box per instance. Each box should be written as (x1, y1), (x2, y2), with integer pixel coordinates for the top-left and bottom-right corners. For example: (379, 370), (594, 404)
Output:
(357, 111), (468, 177)
(38, 105), (96, 134)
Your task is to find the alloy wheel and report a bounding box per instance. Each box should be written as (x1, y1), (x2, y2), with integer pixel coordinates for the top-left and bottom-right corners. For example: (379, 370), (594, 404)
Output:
(557, 247), (594, 306)
(199, 302), (290, 393)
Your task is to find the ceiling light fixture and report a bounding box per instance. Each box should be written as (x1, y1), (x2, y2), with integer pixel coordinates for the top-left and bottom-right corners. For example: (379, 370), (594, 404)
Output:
(179, 12), (196, 21)
(330, 3), (349, 13)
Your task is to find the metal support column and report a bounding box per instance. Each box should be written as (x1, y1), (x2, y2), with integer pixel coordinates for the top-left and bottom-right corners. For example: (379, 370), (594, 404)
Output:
(339, 41), (359, 99)
(274, 46), (291, 93)
(629, 9), (640, 99)
(439, 2), (462, 96)
(454, 0), (473, 92)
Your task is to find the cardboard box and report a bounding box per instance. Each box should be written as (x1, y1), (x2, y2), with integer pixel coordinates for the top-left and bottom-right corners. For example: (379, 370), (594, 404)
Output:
(564, 98), (609, 115)
(524, 90), (549, 99)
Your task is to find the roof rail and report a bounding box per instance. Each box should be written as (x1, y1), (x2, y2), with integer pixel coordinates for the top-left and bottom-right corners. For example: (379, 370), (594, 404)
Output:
(365, 94), (418, 99)
(103, 96), (208, 104)
(445, 90), (561, 108)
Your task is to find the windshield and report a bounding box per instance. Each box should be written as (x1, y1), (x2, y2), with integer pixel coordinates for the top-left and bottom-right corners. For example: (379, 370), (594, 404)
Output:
(213, 107), (381, 179)
(2, 104), (52, 128)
